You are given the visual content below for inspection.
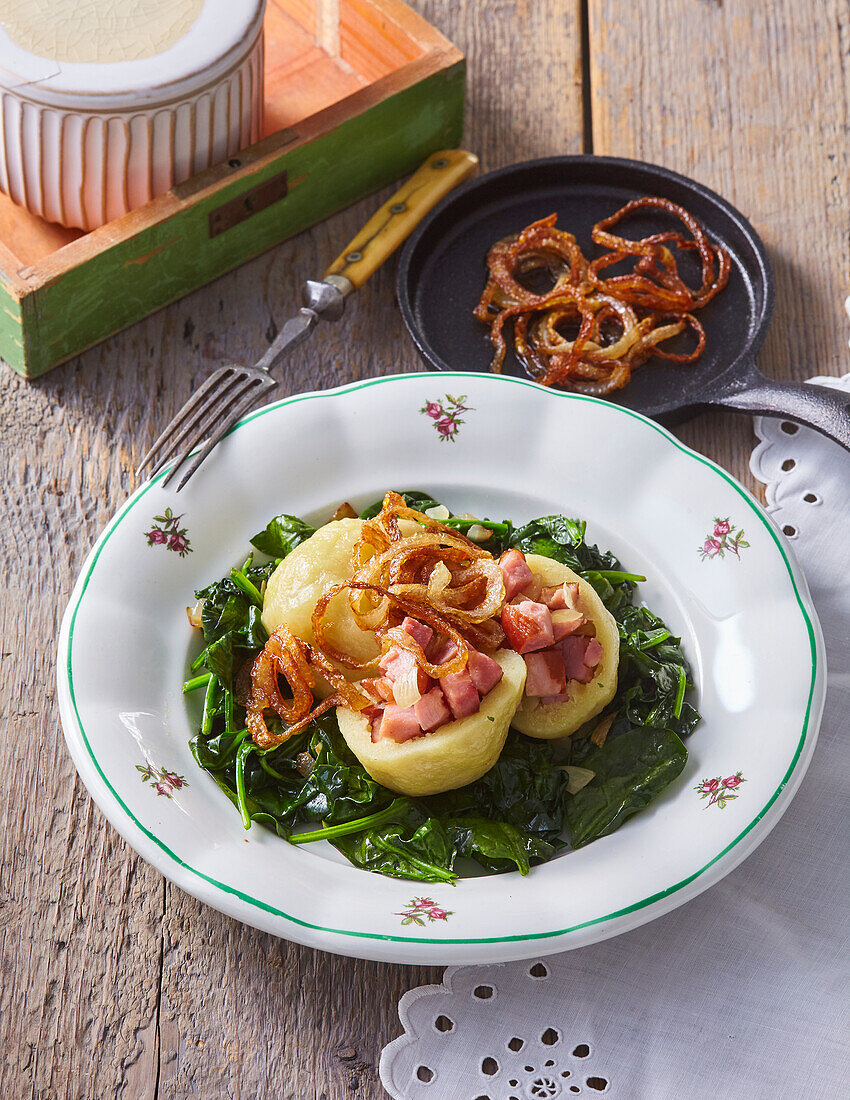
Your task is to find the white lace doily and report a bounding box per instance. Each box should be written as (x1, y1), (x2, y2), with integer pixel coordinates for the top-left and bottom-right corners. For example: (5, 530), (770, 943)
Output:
(749, 372), (850, 546)
(381, 374), (850, 1100)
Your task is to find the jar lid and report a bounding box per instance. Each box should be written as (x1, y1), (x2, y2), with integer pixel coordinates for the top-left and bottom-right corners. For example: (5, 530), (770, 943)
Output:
(0, 0), (265, 110)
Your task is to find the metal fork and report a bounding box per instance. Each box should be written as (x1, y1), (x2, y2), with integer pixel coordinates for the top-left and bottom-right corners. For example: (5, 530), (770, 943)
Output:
(135, 277), (348, 490)
(135, 149), (479, 491)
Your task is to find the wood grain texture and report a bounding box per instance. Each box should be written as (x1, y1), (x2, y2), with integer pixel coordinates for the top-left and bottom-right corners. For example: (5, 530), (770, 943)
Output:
(0, 3), (583, 1098)
(588, 0), (850, 490)
(5, 2), (846, 1097)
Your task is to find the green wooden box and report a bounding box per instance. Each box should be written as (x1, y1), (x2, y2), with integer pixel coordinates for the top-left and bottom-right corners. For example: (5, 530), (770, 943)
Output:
(0, 0), (464, 378)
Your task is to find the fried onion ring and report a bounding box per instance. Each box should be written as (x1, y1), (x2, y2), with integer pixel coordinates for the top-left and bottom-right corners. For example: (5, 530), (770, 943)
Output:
(474, 197), (729, 393)
(248, 493), (511, 748)
(246, 623), (369, 749)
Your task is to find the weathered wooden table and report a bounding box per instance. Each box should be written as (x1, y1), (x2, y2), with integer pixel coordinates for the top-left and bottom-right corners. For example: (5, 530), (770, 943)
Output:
(2, 2), (846, 1096)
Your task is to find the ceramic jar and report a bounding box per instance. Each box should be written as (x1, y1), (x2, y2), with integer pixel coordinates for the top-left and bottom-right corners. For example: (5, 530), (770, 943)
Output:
(0, 0), (265, 230)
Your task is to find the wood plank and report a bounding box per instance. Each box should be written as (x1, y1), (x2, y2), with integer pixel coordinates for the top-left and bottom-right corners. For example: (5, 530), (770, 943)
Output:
(0, 3), (581, 1098)
(340, 0), (424, 81)
(588, 0), (850, 492)
(0, 363), (167, 1098)
(263, 1), (368, 134)
(452, 0), (585, 169)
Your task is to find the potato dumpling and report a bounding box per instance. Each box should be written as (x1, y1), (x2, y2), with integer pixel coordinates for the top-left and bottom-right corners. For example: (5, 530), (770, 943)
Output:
(261, 519), (379, 695)
(510, 555), (619, 740)
(336, 650), (527, 796)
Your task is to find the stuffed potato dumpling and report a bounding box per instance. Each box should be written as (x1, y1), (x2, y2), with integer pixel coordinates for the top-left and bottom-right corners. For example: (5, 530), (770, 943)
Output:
(336, 649), (526, 796)
(189, 490), (697, 882)
(261, 519), (379, 694)
(507, 554), (619, 740)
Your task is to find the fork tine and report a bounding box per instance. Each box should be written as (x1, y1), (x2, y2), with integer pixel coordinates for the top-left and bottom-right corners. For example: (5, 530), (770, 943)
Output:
(158, 370), (256, 487)
(172, 375), (273, 491)
(148, 369), (249, 482)
(148, 367), (250, 484)
(136, 368), (238, 478)
(156, 370), (255, 482)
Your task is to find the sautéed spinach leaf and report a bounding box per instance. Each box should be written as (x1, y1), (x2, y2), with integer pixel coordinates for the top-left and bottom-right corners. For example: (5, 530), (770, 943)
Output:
(186, 492), (698, 881)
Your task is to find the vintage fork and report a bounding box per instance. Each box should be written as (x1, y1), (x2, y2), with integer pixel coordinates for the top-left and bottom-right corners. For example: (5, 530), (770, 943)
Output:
(136, 149), (478, 491)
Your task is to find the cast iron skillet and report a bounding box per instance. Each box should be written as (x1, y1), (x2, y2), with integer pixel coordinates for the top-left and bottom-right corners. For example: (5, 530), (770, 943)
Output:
(397, 156), (850, 451)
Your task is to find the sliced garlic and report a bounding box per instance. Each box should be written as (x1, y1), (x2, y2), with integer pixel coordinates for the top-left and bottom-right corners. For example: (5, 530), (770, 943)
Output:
(428, 560), (452, 599)
(562, 582), (578, 608)
(391, 667), (424, 709)
(590, 712), (616, 747)
(551, 608), (584, 631)
(563, 765), (596, 794)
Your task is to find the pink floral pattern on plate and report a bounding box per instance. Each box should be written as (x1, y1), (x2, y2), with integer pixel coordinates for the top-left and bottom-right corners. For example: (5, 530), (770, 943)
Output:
(396, 897), (454, 926)
(694, 771), (746, 809)
(137, 762), (188, 798)
(420, 394), (472, 441)
(145, 507), (192, 556)
(698, 516), (749, 561)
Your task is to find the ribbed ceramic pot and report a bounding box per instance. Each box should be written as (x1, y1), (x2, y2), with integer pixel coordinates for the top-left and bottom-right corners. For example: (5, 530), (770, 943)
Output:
(0, 0), (265, 230)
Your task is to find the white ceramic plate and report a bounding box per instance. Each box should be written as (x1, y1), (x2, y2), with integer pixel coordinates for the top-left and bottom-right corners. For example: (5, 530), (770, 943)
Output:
(57, 373), (826, 964)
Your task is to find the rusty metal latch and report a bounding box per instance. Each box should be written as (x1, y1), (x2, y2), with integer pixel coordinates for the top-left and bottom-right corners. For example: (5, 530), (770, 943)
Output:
(208, 171), (288, 237)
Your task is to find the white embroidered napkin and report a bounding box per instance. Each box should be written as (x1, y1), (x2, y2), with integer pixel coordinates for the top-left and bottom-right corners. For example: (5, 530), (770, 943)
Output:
(380, 375), (850, 1100)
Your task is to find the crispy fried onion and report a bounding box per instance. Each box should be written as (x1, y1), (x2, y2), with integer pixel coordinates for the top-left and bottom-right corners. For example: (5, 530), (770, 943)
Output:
(474, 198), (729, 394)
(313, 493), (507, 663)
(246, 624), (369, 749)
(314, 581), (472, 676)
(247, 494), (508, 748)
(353, 491), (504, 641)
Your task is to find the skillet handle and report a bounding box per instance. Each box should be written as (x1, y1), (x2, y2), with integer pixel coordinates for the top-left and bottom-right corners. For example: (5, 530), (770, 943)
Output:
(711, 366), (850, 453)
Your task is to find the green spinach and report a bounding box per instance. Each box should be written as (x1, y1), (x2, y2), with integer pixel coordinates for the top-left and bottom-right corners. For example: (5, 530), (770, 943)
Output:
(565, 728), (688, 847)
(186, 491), (699, 883)
(359, 490), (441, 519)
(250, 513), (316, 558)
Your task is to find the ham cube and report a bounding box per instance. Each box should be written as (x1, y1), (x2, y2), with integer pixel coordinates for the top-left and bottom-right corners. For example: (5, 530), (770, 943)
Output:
(541, 582), (580, 610)
(551, 608), (585, 641)
(540, 692), (572, 705)
(517, 572), (542, 603)
(523, 650), (567, 696)
(373, 704), (422, 743)
(467, 649), (503, 696)
(367, 704), (386, 742)
(541, 584), (565, 609)
(378, 645), (407, 677)
(501, 600), (555, 654)
(584, 638), (604, 667)
(361, 677), (395, 702)
(472, 617), (506, 651)
(379, 646), (430, 694)
(499, 549), (535, 599)
(415, 687), (452, 731)
(362, 678), (380, 701)
(561, 636), (594, 683)
(401, 616), (433, 651)
(428, 638), (458, 666)
(439, 669), (480, 719)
